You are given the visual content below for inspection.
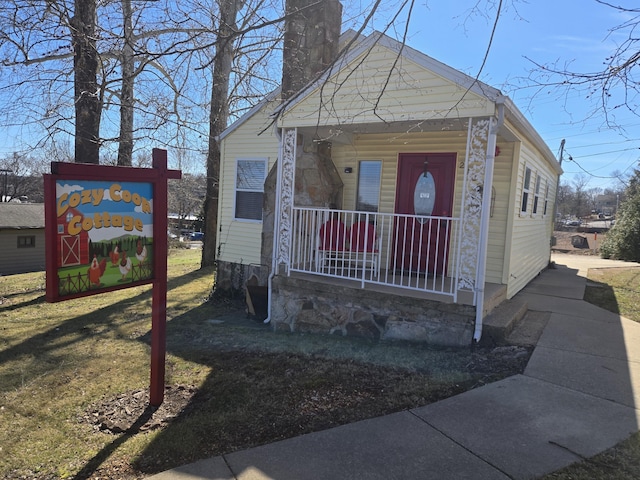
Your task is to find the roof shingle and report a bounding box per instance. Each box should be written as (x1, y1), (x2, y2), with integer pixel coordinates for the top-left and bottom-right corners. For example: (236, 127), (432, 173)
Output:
(0, 203), (45, 229)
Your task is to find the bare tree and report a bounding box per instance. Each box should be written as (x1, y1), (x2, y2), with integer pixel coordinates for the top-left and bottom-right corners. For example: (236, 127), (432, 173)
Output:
(525, 1), (640, 130)
(0, 153), (48, 201)
(202, 0), (245, 267)
(71, 0), (101, 163)
(117, 0), (135, 166)
(169, 173), (206, 228)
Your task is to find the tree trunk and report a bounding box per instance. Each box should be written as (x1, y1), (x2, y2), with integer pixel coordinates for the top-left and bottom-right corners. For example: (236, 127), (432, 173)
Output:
(201, 0), (243, 267)
(117, 0), (134, 166)
(71, 0), (101, 164)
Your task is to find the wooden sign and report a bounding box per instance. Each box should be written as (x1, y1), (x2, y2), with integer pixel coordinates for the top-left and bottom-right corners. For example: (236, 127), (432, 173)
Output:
(44, 149), (181, 405)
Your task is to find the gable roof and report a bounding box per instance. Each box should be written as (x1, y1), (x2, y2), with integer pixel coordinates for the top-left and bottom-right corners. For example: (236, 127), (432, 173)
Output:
(219, 30), (559, 172)
(218, 29), (363, 143)
(276, 30), (504, 117)
(0, 203), (45, 229)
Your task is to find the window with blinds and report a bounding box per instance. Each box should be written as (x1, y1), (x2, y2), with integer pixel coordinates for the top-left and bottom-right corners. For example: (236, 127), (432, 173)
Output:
(235, 158), (267, 221)
(356, 160), (382, 212)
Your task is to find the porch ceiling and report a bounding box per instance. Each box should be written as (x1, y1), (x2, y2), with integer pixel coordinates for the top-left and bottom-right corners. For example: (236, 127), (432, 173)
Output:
(298, 118), (468, 144)
(298, 117), (518, 145)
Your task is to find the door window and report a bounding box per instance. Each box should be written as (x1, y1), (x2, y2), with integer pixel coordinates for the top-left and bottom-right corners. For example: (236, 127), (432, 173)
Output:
(414, 171), (436, 222)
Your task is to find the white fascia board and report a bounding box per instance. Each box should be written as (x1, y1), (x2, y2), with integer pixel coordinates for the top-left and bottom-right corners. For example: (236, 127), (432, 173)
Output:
(374, 34), (504, 103)
(502, 96), (563, 175)
(217, 88), (280, 142)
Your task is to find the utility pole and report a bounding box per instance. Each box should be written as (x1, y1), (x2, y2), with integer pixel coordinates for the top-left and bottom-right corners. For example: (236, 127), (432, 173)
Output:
(550, 140), (565, 263)
(552, 139), (565, 226)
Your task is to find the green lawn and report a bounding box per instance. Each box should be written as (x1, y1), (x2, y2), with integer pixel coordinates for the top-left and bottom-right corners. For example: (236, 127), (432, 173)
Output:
(0, 248), (524, 479)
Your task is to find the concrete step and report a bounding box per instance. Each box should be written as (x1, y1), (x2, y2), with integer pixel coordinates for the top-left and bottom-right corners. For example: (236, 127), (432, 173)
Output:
(505, 311), (550, 347)
(483, 284), (508, 317)
(480, 297), (528, 347)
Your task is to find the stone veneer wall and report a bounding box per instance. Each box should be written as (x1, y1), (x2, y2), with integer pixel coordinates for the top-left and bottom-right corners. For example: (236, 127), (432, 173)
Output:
(271, 275), (476, 347)
(215, 260), (269, 294)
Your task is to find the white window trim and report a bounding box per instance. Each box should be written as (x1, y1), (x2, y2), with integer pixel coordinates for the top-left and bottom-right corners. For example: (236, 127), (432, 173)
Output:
(520, 166), (532, 216)
(532, 172), (542, 217)
(356, 160), (383, 212)
(233, 157), (268, 223)
(543, 180), (550, 217)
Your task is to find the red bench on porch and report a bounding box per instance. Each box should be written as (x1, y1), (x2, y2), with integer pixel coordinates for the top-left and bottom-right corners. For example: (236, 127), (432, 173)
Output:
(316, 219), (380, 275)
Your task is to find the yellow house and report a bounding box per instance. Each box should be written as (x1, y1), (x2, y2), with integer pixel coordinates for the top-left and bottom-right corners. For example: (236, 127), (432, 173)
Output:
(216, 31), (561, 346)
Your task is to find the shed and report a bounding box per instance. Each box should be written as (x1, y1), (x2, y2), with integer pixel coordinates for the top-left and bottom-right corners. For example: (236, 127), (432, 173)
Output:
(0, 203), (46, 275)
(571, 235), (589, 249)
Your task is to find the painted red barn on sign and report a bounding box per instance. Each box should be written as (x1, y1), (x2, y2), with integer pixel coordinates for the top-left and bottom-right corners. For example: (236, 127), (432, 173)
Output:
(56, 206), (89, 268)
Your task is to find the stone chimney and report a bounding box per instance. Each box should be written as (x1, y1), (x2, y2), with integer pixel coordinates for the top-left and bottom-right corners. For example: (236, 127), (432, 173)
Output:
(261, 0), (344, 270)
(281, 0), (343, 101)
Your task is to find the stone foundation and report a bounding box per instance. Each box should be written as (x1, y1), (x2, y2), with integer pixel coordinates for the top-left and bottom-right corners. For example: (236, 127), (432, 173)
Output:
(215, 260), (268, 294)
(271, 275), (476, 347)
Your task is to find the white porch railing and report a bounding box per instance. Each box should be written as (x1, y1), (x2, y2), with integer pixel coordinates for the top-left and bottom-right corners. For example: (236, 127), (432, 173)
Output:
(288, 207), (461, 300)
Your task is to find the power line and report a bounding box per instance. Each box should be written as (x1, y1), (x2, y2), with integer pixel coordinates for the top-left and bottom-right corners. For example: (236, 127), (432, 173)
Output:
(568, 146), (640, 158)
(568, 138), (639, 150)
(563, 149), (637, 181)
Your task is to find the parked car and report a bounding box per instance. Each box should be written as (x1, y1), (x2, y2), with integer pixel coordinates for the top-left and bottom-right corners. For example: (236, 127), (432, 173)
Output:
(189, 231), (204, 241)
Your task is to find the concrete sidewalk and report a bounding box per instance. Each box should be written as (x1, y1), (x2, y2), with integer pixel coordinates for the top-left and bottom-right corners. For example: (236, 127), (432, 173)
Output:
(150, 253), (640, 480)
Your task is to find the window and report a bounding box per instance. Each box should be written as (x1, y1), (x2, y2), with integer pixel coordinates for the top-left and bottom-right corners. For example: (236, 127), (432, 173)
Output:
(521, 167), (532, 214)
(18, 235), (35, 248)
(356, 161), (382, 212)
(543, 181), (550, 216)
(235, 158), (266, 221)
(532, 173), (542, 215)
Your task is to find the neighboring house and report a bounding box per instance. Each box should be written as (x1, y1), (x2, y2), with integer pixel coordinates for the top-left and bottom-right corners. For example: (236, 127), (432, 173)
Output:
(216, 25), (561, 346)
(0, 203), (46, 275)
(594, 193), (619, 216)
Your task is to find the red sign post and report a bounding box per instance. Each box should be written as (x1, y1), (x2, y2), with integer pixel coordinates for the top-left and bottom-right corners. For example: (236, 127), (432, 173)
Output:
(44, 149), (181, 406)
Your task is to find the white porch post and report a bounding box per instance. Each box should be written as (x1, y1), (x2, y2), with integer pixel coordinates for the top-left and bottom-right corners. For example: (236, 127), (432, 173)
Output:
(457, 117), (491, 302)
(274, 128), (297, 273)
(473, 115), (500, 342)
(265, 127), (297, 325)
(456, 108), (503, 343)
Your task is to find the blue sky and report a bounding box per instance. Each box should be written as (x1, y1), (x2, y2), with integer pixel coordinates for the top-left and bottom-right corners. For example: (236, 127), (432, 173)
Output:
(2, 0), (636, 192)
(377, 0), (639, 190)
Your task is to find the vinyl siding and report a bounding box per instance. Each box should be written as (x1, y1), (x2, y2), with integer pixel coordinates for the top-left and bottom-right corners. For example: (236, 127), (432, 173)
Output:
(332, 130), (512, 284)
(219, 114), (544, 289)
(506, 133), (558, 298)
(487, 143), (514, 283)
(0, 229), (46, 275)
(217, 98), (280, 265)
(280, 43), (494, 128)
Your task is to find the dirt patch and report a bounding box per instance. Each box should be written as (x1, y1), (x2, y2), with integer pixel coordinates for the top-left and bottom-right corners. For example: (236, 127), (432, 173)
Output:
(81, 385), (199, 434)
(552, 230), (602, 255)
(82, 346), (532, 438)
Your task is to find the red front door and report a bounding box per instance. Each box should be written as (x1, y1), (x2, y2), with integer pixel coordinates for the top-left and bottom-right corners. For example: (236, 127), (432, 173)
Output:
(394, 153), (456, 274)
